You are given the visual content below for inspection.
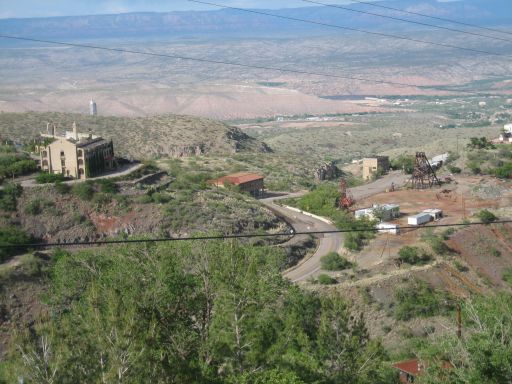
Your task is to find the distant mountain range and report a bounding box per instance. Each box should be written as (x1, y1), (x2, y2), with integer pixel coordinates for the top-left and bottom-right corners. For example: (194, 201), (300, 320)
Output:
(1, 0), (511, 40)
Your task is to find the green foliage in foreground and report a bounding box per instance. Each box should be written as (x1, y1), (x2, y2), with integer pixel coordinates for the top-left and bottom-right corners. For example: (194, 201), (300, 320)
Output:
(391, 154), (415, 174)
(2, 241), (395, 384)
(418, 294), (512, 383)
(320, 252), (352, 271)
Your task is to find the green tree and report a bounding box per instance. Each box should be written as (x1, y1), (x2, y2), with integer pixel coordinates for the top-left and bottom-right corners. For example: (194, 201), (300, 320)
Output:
(320, 252), (352, 271)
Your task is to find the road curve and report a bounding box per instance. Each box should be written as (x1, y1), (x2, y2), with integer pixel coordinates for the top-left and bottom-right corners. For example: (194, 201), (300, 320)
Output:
(262, 171), (408, 282)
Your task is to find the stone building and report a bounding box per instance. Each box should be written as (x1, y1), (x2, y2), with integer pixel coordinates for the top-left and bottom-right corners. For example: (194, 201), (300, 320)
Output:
(40, 122), (115, 179)
(209, 172), (264, 197)
(362, 156), (390, 180)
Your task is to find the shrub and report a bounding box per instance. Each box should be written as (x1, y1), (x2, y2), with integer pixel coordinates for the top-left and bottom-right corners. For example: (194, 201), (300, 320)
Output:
(25, 199), (42, 215)
(398, 246), (432, 265)
(320, 252), (352, 271)
(391, 155), (415, 174)
(394, 279), (452, 321)
(54, 181), (71, 194)
(503, 267), (512, 287)
(97, 179), (119, 194)
(0, 225), (32, 262)
(91, 193), (112, 207)
(454, 260), (468, 272)
(477, 209), (497, 224)
(72, 182), (95, 201)
(0, 182), (23, 211)
(136, 194), (153, 204)
(36, 172), (66, 184)
(317, 274), (337, 285)
(448, 166), (462, 174)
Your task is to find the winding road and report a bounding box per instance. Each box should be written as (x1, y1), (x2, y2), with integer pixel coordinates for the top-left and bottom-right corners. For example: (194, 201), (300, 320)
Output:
(261, 171), (408, 282)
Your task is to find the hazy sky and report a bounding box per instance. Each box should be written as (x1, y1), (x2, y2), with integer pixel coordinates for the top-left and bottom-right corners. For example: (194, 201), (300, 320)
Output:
(0, 0), (361, 19)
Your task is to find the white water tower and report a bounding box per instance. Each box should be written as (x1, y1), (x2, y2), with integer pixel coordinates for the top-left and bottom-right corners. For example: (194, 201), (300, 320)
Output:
(90, 99), (98, 116)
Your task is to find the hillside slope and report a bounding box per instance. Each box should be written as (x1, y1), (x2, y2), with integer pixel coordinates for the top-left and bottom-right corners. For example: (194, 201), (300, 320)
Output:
(0, 112), (270, 159)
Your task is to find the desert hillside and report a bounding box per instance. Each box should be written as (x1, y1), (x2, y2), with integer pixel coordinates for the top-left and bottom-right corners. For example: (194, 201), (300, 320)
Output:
(0, 112), (270, 159)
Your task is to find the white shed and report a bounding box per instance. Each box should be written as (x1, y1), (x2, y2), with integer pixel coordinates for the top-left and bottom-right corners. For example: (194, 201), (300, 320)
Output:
(376, 222), (400, 235)
(423, 209), (443, 221)
(408, 213), (432, 226)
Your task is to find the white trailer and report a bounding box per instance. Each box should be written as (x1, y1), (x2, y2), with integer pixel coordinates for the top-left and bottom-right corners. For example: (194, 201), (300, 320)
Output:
(408, 213), (432, 226)
(423, 209), (443, 221)
(376, 222), (400, 235)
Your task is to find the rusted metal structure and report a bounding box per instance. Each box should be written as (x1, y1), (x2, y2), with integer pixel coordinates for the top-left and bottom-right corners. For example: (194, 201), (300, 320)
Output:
(410, 152), (441, 189)
(338, 178), (354, 209)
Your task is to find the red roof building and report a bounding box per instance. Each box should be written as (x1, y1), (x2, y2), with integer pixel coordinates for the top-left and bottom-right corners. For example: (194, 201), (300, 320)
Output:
(209, 172), (265, 197)
(393, 359), (425, 383)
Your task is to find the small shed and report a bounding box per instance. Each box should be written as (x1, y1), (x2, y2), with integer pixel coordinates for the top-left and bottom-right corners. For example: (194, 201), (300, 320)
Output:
(408, 213), (432, 226)
(376, 222), (400, 235)
(423, 209), (443, 221)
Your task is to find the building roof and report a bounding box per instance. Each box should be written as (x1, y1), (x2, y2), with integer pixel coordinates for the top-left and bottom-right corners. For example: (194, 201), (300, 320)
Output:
(76, 137), (110, 150)
(393, 359), (424, 376)
(410, 212), (432, 219)
(211, 172), (264, 186)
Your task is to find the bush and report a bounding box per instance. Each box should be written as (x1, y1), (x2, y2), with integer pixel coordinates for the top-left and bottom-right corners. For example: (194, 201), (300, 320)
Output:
(91, 193), (112, 207)
(391, 154), (415, 174)
(72, 182), (95, 201)
(320, 252), (352, 271)
(0, 182), (23, 211)
(477, 209), (497, 224)
(398, 246), (432, 265)
(317, 274), (337, 285)
(97, 179), (119, 194)
(503, 267), (512, 287)
(394, 279), (452, 321)
(54, 181), (71, 194)
(136, 194), (153, 204)
(36, 172), (66, 184)
(25, 199), (42, 215)
(0, 226), (32, 262)
(448, 166), (462, 174)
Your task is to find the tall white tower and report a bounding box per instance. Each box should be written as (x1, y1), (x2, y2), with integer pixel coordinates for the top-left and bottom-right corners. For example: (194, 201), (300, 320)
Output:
(90, 99), (97, 116)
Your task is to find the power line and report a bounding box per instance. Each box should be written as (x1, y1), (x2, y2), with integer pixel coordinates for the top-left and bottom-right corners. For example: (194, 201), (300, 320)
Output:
(348, 0), (512, 38)
(188, 0), (503, 56)
(0, 34), (486, 95)
(1, 220), (511, 250)
(302, 0), (512, 44)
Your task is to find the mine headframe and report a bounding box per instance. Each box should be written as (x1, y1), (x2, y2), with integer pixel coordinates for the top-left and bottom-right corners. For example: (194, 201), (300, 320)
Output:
(410, 152), (441, 189)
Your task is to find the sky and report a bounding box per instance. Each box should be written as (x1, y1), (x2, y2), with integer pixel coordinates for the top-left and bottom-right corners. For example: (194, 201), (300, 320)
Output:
(0, 0), (361, 19)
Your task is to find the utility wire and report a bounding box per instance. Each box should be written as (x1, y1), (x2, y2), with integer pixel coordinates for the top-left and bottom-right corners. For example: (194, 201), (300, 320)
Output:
(1, 220), (511, 250)
(348, 0), (512, 38)
(188, 0), (502, 56)
(0, 34), (486, 95)
(302, 0), (512, 44)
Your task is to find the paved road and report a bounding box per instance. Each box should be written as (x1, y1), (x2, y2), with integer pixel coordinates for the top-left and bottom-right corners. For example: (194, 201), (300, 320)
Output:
(262, 171), (408, 282)
(15, 163), (144, 188)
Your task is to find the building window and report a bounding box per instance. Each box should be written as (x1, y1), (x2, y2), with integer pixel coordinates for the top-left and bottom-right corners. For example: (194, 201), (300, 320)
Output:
(77, 149), (83, 157)
(42, 160), (48, 167)
(60, 151), (65, 157)
(41, 150), (48, 157)
(78, 159), (84, 166)
(61, 159), (65, 167)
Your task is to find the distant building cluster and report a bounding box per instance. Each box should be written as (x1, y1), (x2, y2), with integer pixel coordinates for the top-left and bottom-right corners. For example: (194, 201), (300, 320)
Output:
(39, 122), (114, 179)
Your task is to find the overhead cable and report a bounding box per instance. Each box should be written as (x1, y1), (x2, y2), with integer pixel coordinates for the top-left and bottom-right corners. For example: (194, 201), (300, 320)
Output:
(1, 220), (511, 249)
(189, 0), (503, 56)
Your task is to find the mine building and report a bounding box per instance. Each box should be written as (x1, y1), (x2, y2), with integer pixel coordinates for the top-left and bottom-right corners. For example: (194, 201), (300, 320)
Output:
(39, 122), (115, 180)
(209, 172), (264, 197)
(355, 204), (400, 222)
(362, 156), (390, 180)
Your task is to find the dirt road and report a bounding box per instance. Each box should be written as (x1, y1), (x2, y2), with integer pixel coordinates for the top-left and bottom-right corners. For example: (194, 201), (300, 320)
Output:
(262, 171), (408, 282)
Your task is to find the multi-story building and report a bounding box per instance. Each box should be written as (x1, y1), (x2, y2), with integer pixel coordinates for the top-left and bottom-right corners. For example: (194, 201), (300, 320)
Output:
(362, 156), (390, 180)
(40, 122), (114, 179)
